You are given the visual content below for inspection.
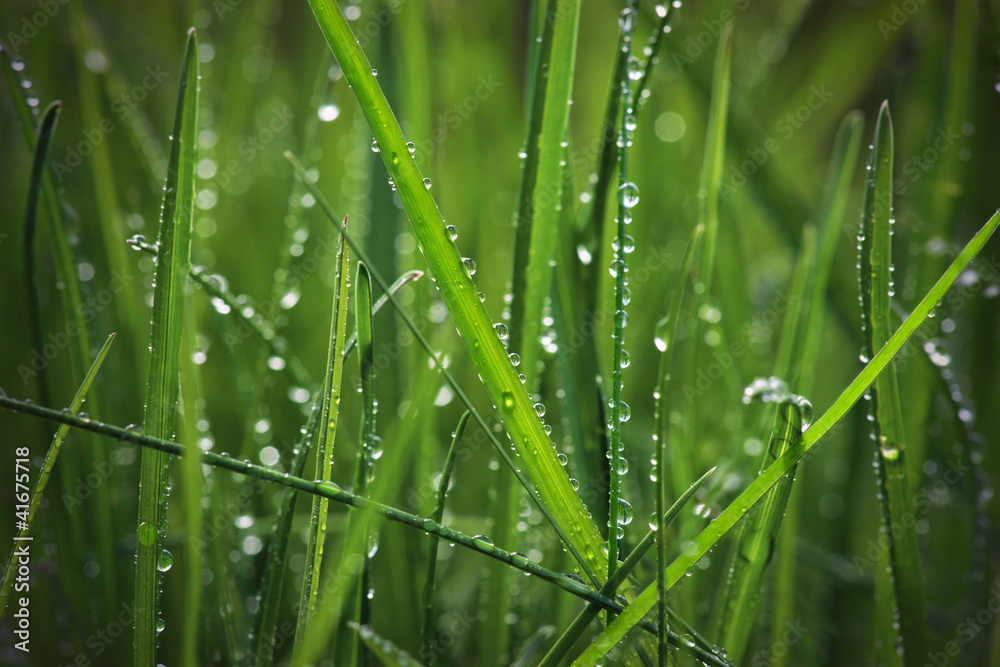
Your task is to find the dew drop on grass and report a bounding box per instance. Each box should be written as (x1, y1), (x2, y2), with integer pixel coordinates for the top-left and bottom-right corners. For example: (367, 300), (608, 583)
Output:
(406, 142), (416, 155)
(508, 352), (520, 366)
(609, 259), (625, 278)
(533, 402), (546, 417)
(557, 453), (568, 465)
(371, 139), (380, 153)
(156, 618), (165, 634)
(463, 258), (477, 276)
(618, 182), (639, 208)
(423, 177), (432, 189)
(617, 499), (633, 525)
(615, 310), (628, 328)
(371, 68), (378, 76)
(618, 7), (634, 33)
(157, 549), (173, 572)
(503, 392), (515, 408)
(626, 56), (643, 81)
(494, 322), (509, 342)
(446, 224), (458, 240)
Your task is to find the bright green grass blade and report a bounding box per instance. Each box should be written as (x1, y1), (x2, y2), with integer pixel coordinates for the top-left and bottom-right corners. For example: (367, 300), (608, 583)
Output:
(349, 622), (425, 667)
(653, 222), (702, 665)
(422, 411), (471, 659)
(342, 261), (377, 666)
(134, 28), (199, 665)
(21, 101), (60, 408)
(539, 467), (716, 667)
(0, 332), (115, 620)
(283, 63), (608, 587)
(570, 208), (1000, 665)
(292, 218), (351, 656)
(858, 101), (928, 666)
(507, 0), (580, 385)
(716, 390), (809, 664)
(606, 5), (638, 586)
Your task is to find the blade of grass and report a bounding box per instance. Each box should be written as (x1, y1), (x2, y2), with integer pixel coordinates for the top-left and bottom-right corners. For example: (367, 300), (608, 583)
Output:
(858, 101), (928, 666)
(349, 622), (425, 667)
(134, 28), (199, 665)
(340, 262), (377, 666)
(421, 411), (471, 659)
(653, 222), (702, 665)
(0, 333), (115, 620)
(292, 218), (351, 657)
(570, 208), (1000, 666)
(0, 393), (732, 667)
(539, 466), (717, 667)
(716, 388), (810, 664)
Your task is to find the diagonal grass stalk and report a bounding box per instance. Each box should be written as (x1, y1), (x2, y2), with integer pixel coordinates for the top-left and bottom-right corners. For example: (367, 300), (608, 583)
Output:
(571, 207), (1000, 665)
(133, 28), (199, 665)
(858, 101), (928, 665)
(292, 219), (350, 656)
(0, 333), (115, 620)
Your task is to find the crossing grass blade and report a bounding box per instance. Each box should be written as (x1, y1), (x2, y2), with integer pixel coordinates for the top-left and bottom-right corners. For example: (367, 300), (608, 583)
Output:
(539, 467), (716, 667)
(349, 622), (426, 667)
(134, 28), (199, 665)
(421, 411), (471, 659)
(0, 332), (115, 620)
(858, 101), (928, 666)
(292, 218), (351, 657)
(570, 207), (1000, 665)
(716, 394), (809, 664)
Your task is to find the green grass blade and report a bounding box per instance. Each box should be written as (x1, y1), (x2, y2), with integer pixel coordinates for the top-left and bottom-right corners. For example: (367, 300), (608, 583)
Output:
(421, 411), (471, 659)
(607, 5), (638, 585)
(716, 391), (809, 664)
(134, 28), (199, 665)
(349, 622), (426, 667)
(539, 467), (716, 667)
(653, 222), (702, 664)
(0, 332), (115, 620)
(858, 101), (928, 665)
(570, 208), (1000, 666)
(21, 101), (60, 407)
(292, 218), (351, 656)
(284, 102), (607, 587)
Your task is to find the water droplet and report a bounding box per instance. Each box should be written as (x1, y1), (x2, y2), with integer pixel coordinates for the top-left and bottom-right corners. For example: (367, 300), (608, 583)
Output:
(534, 403), (546, 417)
(620, 350), (630, 368)
(371, 68), (378, 76)
(627, 56), (643, 81)
(463, 258), (477, 276)
(618, 182), (639, 208)
(509, 352), (521, 367)
(494, 322), (509, 341)
(619, 402), (631, 422)
(446, 224), (458, 240)
(423, 177), (432, 189)
(370, 139), (380, 153)
(406, 142), (416, 156)
(157, 549), (173, 572)
(618, 499), (633, 525)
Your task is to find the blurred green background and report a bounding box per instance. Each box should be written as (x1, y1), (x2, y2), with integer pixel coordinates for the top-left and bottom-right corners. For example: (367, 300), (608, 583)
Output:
(1, 0), (999, 665)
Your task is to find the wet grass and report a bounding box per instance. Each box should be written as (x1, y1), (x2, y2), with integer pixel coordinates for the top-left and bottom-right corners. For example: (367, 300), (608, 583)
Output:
(1, 1), (999, 666)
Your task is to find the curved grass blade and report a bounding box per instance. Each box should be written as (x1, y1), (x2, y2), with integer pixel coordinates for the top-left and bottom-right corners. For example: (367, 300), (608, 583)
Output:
(21, 101), (61, 408)
(570, 208), (1000, 665)
(0, 333), (115, 620)
(349, 622), (425, 667)
(421, 411), (471, 660)
(716, 389), (810, 664)
(134, 28), (199, 665)
(539, 467), (717, 667)
(292, 218), (351, 657)
(858, 101), (928, 666)
(653, 222), (702, 665)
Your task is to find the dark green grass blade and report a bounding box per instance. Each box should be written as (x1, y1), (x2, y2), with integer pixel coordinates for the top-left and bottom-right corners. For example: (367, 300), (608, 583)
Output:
(292, 219), (351, 656)
(858, 101), (928, 666)
(0, 333), (115, 620)
(571, 207), (1000, 665)
(134, 28), (199, 665)
(421, 412), (471, 659)
(538, 467), (716, 667)
(349, 622), (425, 667)
(716, 392), (809, 664)
(653, 222), (702, 665)
(21, 101), (60, 408)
